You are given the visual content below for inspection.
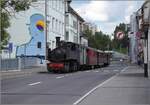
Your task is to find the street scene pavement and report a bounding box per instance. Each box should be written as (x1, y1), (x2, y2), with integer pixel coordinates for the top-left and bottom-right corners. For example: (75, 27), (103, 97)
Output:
(1, 61), (128, 104)
(1, 0), (150, 105)
(77, 65), (150, 105)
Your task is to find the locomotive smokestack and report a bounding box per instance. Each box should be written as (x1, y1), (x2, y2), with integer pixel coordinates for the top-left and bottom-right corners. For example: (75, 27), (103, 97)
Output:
(56, 37), (60, 47)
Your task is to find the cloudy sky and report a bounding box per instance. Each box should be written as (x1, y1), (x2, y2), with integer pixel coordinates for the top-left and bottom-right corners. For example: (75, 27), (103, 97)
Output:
(71, 0), (144, 35)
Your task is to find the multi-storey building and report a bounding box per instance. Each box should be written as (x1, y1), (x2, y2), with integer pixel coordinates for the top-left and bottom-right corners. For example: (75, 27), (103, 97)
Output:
(128, 12), (139, 64)
(6, 0), (67, 58)
(138, 0), (150, 77)
(84, 22), (97, 35)
(4, 0), (89, 60)
(129, 0), (150, 77)
(65, 5), (88, 46)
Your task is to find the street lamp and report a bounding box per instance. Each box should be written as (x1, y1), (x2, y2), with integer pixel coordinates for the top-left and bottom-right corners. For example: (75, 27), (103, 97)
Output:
(45, 0), (48, 60)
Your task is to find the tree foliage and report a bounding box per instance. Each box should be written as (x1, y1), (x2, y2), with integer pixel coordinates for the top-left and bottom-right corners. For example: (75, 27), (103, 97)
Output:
(112, 23), (129, 54)
(83, 29), (112, 51)
(0, 0), (32, 51)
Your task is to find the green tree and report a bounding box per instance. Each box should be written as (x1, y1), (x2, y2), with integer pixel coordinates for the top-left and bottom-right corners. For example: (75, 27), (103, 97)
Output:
(112, 23), (128, 54)
(0, 0), (32, 52)
(83, 29), (112, 51)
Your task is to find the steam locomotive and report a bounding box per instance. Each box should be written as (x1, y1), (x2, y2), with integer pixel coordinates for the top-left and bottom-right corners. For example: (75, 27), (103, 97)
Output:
(47, 37), (111, 73)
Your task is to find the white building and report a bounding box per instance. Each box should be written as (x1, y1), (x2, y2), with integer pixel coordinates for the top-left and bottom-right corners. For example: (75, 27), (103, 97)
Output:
(65, 5), (88, 46)
(84, 22), (97, 36)
(128, 12), (139, 63)
(47, 0), (66, 49)
(139, 0), (150, 77)
(6, 0), (67, 58)
(129, 0), (150, 77)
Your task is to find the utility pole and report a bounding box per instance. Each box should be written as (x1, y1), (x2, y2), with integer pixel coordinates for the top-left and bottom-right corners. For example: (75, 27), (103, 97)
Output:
(148, 6), (150, 77)
(45, 0), (48, 60)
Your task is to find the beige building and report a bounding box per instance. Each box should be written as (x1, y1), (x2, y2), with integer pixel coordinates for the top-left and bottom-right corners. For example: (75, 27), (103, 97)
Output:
(83, 22), (97, 35)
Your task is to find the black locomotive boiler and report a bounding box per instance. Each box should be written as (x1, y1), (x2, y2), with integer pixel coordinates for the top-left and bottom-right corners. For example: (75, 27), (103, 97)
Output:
(47, 37), (111, 73)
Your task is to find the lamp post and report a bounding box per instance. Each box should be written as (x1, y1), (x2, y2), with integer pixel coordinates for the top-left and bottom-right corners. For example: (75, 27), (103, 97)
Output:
(45, 0), (48, 60)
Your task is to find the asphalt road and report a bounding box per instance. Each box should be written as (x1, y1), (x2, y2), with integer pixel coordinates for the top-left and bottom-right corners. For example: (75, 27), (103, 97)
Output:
(1, 61), (128, 104)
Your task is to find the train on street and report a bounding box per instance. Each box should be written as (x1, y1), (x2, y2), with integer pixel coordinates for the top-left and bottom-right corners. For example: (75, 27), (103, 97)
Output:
(47, 37), (111, 73)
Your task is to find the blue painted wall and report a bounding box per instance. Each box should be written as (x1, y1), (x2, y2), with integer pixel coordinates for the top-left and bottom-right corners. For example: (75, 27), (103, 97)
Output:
(16, 14), (45, 58)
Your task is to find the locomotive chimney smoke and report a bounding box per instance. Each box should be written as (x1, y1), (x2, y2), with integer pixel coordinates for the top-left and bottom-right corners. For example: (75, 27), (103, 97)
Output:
(56, 37), (61, 47)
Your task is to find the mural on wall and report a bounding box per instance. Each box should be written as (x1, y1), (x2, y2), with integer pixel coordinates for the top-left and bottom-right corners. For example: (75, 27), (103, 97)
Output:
(16, 14), (45, 59)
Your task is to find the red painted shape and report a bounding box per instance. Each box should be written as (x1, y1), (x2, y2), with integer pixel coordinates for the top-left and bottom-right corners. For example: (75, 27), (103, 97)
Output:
(48, 63), (64, 69)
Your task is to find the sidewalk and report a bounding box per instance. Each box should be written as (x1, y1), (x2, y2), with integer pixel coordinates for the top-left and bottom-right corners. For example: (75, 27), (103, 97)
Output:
(77, 65), (150, 105)
(0, 66), (47, 79)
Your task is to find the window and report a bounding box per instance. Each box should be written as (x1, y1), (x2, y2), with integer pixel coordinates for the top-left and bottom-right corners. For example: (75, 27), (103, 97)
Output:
(62, 23), (64, 34)
(52, 17), (55, 31)
(73, 20), (77, 29)
(37, 42), (41, 48)
(66, 15), (69, 25)
(49, 0), (52, 8)
(52, 0), (55, 8)
(62, 1), (64, 12)
(55, 0), (58, 10)
(74, 35), (78, 43)
(56, 19), (58, 32)
(57, 20), (59, 32)
(59, 0), (61, 11)
(59, 21), (61, 34)
(65, 31), (69, 41)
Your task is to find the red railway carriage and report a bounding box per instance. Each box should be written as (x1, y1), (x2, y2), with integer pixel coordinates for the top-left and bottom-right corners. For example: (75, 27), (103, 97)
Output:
(97, 50), (105, 66)
(86, 48), (97, 65)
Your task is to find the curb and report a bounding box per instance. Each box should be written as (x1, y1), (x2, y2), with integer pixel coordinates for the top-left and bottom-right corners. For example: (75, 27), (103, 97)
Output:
(0, 67), (47, 79)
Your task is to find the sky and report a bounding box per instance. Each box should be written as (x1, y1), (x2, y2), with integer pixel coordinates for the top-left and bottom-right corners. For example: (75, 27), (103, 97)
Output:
(71, 0), (144, 35)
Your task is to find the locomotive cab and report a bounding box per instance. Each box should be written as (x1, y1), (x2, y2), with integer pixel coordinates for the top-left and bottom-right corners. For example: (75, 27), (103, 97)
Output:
(47, 41), (80, 72)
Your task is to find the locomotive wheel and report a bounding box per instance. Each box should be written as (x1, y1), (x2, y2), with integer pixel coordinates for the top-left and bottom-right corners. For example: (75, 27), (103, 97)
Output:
(47, 66), (52, 72)
(64, 62), (70, 73)
(75, 62), (79, 71)
(73, 62), (77, 72)
(75, 62), (77, 71)
(73, 61), (79, 72)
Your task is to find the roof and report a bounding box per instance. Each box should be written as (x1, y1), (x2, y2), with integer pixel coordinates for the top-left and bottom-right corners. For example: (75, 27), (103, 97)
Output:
(68, 6), (85, 22)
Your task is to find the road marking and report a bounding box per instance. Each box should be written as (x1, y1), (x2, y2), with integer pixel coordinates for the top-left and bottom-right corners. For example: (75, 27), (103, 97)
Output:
(114, 70), (119, 71)
(28, 82), (41, 86)
(1, 70), (21, 72)
(93, 71), (99, 72)
(65, 74), (69, 76)
(56, 76), (65, 79)
(73, 66), (129, 105)
(85, 71), (90, 72)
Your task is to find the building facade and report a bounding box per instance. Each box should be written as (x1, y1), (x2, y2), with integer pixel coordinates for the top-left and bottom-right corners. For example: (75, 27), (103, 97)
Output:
(128, 12), (139, 63)
(6, 0), (66, 58)
(65, 5), (88, 46)
(3, 0), (89, 60)
(137, 0), (150, 77)
(47, 0), (66, 49)
(84, 22), (97, 36)
(129, 0), (150, 77)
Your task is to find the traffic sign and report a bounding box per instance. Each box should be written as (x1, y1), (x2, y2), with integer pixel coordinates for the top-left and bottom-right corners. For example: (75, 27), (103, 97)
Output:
(116, 31), (125, 40)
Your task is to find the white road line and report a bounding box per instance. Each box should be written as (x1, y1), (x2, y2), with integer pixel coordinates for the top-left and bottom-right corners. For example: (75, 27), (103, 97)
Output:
(1, 70), (21, 72)
(65, 74), (69, 76)
(28, 82), (41, 86)
(73, 66), (129, 105)
(85, 71), (90, 72)
(56, 76), (65, 79)
(114, 70), (119, 71)
(93, 71), (99, 72)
